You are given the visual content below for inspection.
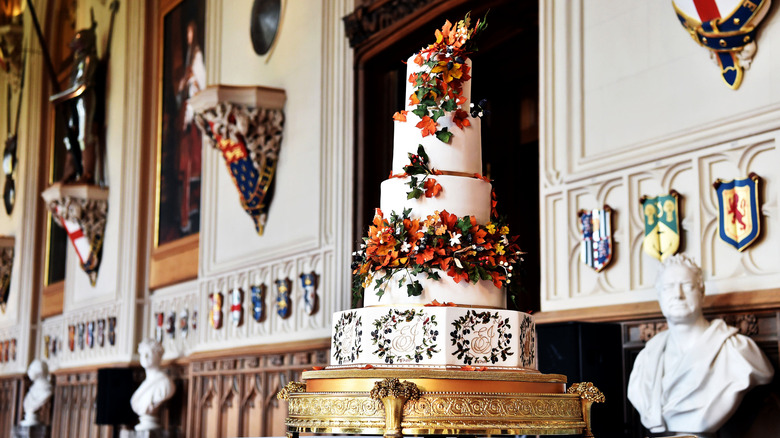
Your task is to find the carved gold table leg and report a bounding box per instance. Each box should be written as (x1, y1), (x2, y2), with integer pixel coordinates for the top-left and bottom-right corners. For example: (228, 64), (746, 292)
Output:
(370, 378), (422, 438)
(567, 382), (605, 438)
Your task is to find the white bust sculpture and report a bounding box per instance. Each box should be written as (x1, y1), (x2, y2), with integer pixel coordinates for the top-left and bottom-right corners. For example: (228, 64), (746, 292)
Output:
(130, 338), (175, 431)
(627, 254), (774, 435)
(20, 359), (53, 427)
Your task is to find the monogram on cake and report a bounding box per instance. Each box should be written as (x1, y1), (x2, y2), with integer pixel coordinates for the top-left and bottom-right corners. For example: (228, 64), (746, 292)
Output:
(335, 14), (536, 371)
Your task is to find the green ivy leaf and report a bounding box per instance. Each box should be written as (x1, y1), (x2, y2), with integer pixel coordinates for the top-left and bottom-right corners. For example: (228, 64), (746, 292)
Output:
(407, 281), (423, 297)
(416, 145), (429, 163)
(407, 188), (423, 199)
(431, 108), (445, 122)
(442, 99), (457, 112)
(412, 105), (428, 119)
(436, 128), (453, 143)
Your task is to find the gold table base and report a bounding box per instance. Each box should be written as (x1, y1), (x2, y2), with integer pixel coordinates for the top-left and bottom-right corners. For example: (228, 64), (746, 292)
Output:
(279, 369), (603, 437)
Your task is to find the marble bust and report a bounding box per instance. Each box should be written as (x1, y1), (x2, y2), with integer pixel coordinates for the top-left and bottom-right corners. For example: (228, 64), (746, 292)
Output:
(130, 338), (175, 431)
(20, 359), (53, 427)
(627, 254), (774, 435)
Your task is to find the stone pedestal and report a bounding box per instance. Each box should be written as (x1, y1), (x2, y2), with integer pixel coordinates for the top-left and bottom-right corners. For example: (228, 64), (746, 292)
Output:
(11, 424), (49, 438)
(118, 428), (172, 438)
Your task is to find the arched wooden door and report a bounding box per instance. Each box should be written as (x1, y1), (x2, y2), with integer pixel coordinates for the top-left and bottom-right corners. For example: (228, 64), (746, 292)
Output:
(347, 0), (540, 311)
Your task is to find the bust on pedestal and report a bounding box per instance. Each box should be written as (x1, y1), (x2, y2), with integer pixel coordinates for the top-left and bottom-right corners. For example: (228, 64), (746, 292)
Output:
(13, 360), (52, 438)
(627, 254), (774, 436)
(130, 339), (175, 432)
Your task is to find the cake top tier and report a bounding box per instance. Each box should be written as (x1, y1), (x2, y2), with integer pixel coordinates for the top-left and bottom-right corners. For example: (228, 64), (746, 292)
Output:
(395, 13), (487, 144)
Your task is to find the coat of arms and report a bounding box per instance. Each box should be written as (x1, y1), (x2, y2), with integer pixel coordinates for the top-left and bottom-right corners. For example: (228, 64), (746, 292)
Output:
(672, 0), (771, 89)
(300, 272), (318, 315)
(108, 316), (116, 346)
(87, 321), (94, 348)
(155, 312), (164, 342)
(209, 292), (223, 329)
(68, 325), (75, 351)
(275, 279), (291, 319)
(714, 173), (761, 251)
(641, 192), (680, 262)
(231, 288), (244, 327)
(578, 206), (613, 272)
(166, 311), (176, 338)
(251, 284), (265, 322)
(179, 309), (189, 338)
(97, 319), (105, 347)
(77, 322), (85, 350)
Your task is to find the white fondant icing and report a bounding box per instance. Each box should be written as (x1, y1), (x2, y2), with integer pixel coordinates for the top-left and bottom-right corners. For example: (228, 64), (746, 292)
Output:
(392, 115), (482, 175)
(363, 269), (505, 308)
(380, 175), (492, 223)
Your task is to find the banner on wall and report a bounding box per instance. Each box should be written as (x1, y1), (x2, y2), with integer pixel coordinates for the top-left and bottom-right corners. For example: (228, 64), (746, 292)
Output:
(641, 192), (680, 262)
(672, 0), (771, 89)
(714, 173), (761, 251)
(578, 207), (613, 272)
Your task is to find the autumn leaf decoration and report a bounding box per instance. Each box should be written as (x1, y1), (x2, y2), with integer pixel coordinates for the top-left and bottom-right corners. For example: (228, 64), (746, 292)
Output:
(403, 145), (442, 200)
(396, 13), (488, 143)
(351, 206), (522, 305)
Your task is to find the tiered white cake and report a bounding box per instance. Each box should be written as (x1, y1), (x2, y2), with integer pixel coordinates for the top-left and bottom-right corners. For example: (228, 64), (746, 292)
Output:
(332, 16), (536, 371)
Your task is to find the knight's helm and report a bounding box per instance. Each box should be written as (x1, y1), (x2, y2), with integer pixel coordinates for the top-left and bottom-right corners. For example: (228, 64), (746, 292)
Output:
(69, 27), (97, 55)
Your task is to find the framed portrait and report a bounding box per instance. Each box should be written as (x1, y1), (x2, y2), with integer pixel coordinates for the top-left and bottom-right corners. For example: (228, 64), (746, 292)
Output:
(151, 0), (207, 288)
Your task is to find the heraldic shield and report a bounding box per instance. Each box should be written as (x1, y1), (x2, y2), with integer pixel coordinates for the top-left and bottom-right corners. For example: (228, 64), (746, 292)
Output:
(641, 192), (680, 262)
(672, 0), (772, 89)
(714, 174), (761, 251)
(578, 207), (613, 272)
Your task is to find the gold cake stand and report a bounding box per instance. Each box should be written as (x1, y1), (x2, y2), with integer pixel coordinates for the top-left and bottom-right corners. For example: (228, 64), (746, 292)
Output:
(278, 369), (604, 438)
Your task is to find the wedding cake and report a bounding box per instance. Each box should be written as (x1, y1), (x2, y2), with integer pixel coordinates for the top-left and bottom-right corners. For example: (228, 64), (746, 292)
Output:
(331, 15), (536, 371)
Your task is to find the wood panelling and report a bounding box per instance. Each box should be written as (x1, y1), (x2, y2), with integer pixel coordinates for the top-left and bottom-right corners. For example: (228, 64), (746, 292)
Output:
(0, 375), (24, 437)
(187, 344), (329, 438)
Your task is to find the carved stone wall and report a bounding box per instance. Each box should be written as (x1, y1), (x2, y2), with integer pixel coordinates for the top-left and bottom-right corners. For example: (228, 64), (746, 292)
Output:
(539, 1), (780, 313)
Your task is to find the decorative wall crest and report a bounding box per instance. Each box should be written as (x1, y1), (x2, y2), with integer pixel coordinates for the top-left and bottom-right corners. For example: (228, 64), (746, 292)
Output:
(672, 0), (771, 89)
(231, 288), (244, 327)
(251, 284), (265, 322)
(41, 183), (108, 285)
(299, 272), (318, 315)
(578, 206), (612, 272)
(209, 292), (223, 329)
(191, 85), (286, 235)
(713, 173), (761, 251)
(275, 279), (291, 319)
(640, 191), (680, 262)
(0, 236), (13, 313)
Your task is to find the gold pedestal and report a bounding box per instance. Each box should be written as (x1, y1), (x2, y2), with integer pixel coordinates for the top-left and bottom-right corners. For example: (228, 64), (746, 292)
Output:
(279, 369), (603, 437)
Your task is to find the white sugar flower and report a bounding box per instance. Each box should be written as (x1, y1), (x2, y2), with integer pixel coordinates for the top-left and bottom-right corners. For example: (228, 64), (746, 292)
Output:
(400, 241), (411, 253)
(501, 235), (509, 245)
(449, 232), (462, 246)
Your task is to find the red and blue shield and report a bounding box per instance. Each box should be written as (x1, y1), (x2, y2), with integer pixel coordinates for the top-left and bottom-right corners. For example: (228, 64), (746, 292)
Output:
(578, 207), (613, 272)
(714, 173), (761, 251)
(672, 0), (771, 89)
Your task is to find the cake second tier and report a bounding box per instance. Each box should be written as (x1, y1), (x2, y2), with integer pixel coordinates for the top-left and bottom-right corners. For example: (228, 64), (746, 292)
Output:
(380, 174), (492, 223)
(330, 305), (537, 370)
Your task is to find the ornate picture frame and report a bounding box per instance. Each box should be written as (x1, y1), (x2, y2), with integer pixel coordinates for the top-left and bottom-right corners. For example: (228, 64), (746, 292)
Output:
(150, 0), (207, 288)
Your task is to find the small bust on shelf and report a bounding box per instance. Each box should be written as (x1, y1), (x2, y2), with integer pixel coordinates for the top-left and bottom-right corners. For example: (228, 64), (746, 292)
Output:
(20, 359), (53, 427)
(628, 254), (774, 436)
(130, 338), (176, 431)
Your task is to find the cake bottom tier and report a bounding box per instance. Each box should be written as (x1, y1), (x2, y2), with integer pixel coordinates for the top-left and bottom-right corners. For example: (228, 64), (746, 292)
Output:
(330, 306), (536, 370)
